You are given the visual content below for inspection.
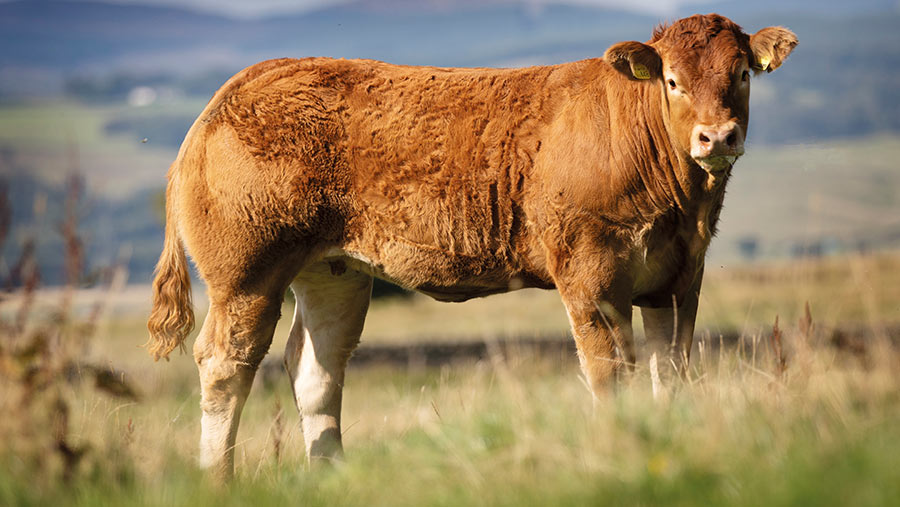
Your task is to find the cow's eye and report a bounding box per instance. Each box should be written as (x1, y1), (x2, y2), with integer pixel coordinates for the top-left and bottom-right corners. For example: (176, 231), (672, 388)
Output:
(668, 79), (677, 90)
(741, 70), (749, 82)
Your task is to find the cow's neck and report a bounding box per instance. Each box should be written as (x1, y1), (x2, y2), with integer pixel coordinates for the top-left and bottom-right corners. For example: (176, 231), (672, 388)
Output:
(606, 80), (729, 229)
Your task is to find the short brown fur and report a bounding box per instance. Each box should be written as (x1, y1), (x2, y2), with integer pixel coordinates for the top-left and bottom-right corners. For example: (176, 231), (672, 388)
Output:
(147, 14), (796, 477)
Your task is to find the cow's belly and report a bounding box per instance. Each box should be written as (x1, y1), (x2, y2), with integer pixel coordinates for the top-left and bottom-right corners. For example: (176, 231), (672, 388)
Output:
(318, 240), (545, 302)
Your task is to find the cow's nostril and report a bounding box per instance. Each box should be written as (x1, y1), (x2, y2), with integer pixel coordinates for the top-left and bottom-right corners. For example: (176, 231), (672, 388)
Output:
(726, 132), (736, 146)
(699, 133), (710, 143)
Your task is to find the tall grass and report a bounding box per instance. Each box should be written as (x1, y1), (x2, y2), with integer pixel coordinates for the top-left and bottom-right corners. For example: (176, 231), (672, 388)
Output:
(2, 300), (898, 505)
(0, 174), (138, 493)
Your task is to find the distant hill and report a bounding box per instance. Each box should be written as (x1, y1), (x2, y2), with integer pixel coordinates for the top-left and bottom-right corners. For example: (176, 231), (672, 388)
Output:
(0, 1), (655, 98)
(0, 1), (654, 72)
(0, 1), (240, 69)
(2, 0), (899, 142)
(4, 0), (897, 74)
(681, 0), (898, 18)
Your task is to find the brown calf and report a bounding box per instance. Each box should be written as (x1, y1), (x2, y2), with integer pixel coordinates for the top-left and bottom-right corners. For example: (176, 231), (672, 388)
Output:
(147, 14), (796, 478)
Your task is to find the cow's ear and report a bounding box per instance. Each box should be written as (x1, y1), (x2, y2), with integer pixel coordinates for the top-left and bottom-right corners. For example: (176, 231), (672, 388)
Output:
(604, 41), (661, 81)
(750, 27), (798, 74)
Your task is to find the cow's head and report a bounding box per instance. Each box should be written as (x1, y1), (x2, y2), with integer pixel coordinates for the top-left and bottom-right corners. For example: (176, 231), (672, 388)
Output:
(605, 14), (797, 174)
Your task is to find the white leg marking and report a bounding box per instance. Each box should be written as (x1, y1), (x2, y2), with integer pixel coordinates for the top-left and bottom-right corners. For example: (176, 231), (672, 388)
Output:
(285, 261), (372, 463)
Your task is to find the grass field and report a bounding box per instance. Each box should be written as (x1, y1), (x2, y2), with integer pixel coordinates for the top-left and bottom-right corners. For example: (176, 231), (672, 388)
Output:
(712, 134), (900, 260)
(1, 323), (898, 505)
(0, 100), (203, 196)
(2, 252), (899, 505)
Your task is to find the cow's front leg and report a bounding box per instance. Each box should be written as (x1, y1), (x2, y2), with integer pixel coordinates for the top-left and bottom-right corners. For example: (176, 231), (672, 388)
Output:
(553, 260), (635, 396)
(640, 265), (703, 376)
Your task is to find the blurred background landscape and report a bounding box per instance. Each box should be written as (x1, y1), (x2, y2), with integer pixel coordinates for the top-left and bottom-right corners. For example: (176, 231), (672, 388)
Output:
(2, 0), (899, 287)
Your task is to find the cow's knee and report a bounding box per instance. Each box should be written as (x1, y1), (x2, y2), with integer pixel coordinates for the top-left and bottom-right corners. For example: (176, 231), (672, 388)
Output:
(193, 308), (275, 391)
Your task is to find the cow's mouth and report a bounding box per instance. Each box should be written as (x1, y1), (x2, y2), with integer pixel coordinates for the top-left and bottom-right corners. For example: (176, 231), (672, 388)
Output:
(694, 155), (738, 173)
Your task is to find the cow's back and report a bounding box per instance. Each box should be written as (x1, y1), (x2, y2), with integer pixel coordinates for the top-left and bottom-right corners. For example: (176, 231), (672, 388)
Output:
(187, 57), (590, 296)
(328, 59), (569, 293)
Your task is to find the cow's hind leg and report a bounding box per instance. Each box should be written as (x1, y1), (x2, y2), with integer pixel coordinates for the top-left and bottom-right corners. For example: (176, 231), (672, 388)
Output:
(193, 291), (282, 480)
(284, 261), (372, 464)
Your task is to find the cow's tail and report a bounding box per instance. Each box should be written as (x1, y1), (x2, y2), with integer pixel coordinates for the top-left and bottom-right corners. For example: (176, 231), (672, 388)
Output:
(146, 170), (194, 361)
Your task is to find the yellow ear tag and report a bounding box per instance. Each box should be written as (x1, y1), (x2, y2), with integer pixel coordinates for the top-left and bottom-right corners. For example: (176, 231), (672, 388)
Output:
(754, 56), (770, 71)
(631, 63), (651, 80)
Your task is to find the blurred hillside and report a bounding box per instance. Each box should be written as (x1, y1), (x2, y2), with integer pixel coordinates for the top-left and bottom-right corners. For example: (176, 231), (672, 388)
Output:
(4, 0), (900, 143)
(1, 0), (899, 284)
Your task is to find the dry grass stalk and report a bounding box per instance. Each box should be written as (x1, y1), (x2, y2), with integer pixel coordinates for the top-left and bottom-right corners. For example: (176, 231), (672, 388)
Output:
(271, 399), (284, 465)
(51, 395), (86, 483)
(0, 174), (138, 484)
(769, 315), (787, 380)
(11, 238), (39, 335)
(799, 301), (814, 343)
(59, 172), (84, 318)
(0, 180), (9, 273)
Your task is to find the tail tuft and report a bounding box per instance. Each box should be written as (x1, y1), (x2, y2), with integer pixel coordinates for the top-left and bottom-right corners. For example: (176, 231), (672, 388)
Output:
(146, 181), (194, 361)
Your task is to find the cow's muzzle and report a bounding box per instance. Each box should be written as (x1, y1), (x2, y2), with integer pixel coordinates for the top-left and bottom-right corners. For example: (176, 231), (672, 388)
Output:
(690, 122), (744, 172)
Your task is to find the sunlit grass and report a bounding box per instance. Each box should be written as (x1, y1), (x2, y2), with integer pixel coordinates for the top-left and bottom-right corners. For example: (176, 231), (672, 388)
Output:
(3, 326), (898, 506)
